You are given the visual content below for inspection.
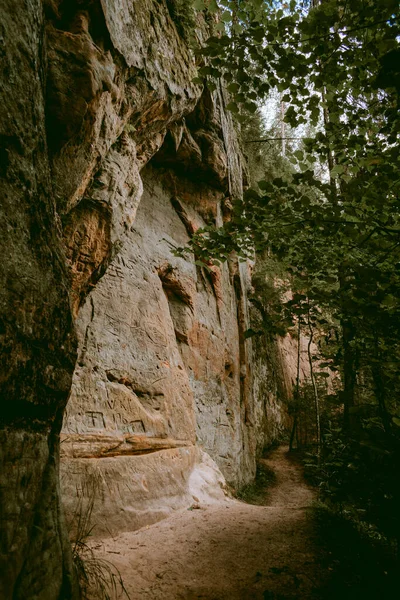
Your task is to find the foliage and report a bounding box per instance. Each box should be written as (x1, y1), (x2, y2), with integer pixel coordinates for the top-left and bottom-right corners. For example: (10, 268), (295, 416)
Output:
(240, 107), (295, 187)
(249, 252), (292, 337)
(186, 0), (400, 434)
(183, 0), (400, 563)
(314, 503), (399, 599)
(288, 379), (326, 446)
(305, 424), (400, 537)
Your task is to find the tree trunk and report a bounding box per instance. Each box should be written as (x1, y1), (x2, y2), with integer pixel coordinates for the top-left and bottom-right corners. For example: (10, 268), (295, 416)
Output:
(372, 334), (391, 436)
(281, 99), (286, 156)
(289, 413), (298, 452)
(289, 319), (302, 452)
(307, 302), (321, 458)
(342, 318), (356, 432)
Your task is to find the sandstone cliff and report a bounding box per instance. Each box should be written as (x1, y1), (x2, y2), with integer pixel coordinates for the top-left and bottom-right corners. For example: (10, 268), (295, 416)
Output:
(57, 0), (264, 535)
(0, 1), (290, 597)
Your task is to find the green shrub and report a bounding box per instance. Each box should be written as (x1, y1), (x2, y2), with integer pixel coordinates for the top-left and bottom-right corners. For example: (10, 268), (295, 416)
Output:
(314, 502), (399, 599)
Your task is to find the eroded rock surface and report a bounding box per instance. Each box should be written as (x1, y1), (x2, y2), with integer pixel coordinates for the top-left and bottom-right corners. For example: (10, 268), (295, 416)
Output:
(51, 0), (270, 538)
(61, 160), (254, 534)
(0, 2), (78, 598)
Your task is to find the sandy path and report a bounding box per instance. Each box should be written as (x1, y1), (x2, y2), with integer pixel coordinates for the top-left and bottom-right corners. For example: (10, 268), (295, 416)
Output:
(92, 446), (325, 599)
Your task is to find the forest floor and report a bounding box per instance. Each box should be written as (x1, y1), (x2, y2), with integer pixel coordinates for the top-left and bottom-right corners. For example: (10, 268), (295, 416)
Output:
(90, 445), (334, 599)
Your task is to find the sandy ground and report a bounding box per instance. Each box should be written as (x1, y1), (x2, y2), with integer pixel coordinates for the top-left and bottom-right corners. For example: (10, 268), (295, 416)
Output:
(91, 446), (327, 599)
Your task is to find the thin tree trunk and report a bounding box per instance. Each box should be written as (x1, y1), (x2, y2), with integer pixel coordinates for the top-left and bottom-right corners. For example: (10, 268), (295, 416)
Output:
(312, 0), (356, 437)
(281, 99), (286, 156)
(307, 301), (321, 458)
(321, 87), (338, 203)
(342, 317), (356, 431)
(296, 318), (301, 399)
(289, 318), (302, 452)
(289, 413), (298, 452)
(372, 333), (391, 435)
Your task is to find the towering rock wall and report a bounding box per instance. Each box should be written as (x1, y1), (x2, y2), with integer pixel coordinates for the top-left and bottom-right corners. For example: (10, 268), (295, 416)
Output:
(57, 0), (264, 533)
(0, 1), (290, 596)
(0, 3), (79, 599)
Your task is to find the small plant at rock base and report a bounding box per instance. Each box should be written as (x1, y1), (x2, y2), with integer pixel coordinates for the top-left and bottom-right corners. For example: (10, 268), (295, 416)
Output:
(73, 542), (129, 600)
(69, 485), (130, 600)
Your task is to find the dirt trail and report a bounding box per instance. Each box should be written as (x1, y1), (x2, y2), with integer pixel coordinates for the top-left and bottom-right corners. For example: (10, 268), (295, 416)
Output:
(92, 446), (326, 599)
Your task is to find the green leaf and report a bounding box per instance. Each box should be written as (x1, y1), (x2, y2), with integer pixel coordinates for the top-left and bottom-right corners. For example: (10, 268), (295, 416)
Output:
(330, 165), (345, 176)
(227, 82), (240, 94)
(226, 102), (239, 113)
(244, 101), (258, 114)
(258, 180), (272, 191)
(214, 22), (225, 32)
(294, 150), (304, 161)
(232, 23), (243, 34)
(221, 10), (231, 22)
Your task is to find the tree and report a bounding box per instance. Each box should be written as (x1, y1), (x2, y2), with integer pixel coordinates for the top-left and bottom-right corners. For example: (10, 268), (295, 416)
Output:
(187, 0), (400, 438)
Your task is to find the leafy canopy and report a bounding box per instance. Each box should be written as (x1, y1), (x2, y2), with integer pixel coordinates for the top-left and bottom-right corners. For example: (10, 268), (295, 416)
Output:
(183, 0), (400, 433)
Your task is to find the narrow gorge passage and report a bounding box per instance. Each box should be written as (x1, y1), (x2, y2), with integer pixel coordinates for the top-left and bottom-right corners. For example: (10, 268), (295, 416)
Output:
(91, 446), (327, 599)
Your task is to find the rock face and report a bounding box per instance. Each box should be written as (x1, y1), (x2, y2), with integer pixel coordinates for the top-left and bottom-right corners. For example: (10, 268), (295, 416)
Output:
(0, 2), (78, 598)
(61, 155), (258, 534)
(0, 0), (290, 597)
(58, 8), (263, 531)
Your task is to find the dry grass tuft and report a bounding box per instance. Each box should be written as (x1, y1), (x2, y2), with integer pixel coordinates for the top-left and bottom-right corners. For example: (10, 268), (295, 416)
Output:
(69, 485), (130, 600)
